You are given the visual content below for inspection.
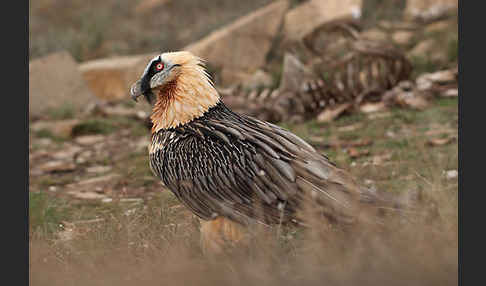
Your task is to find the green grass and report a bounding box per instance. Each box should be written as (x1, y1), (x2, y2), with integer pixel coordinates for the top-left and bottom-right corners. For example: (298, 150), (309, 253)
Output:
(410, 55), (442, 78)
(35, 129), (67, 143)
(71, 119), (117, 136)
(447, 36), (458, 63)
(30, 192), (71, 235)
(47, 104), (76, 120)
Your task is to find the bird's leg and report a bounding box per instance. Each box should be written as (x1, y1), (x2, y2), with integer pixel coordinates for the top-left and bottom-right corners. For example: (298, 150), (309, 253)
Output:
(199, 217), (248, 255)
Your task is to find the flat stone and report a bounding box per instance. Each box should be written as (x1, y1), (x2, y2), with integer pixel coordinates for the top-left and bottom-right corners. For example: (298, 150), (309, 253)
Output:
(74, 174), (121, 186)
(51, 145), (83, 160)
(39, 161), (76, 173)
(86, 165), (112, 174)
(67, 190), (109, 200)
(74, 135), (105, 146)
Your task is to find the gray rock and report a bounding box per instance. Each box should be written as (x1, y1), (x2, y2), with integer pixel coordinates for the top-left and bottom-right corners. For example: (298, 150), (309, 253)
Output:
(29, 51), (96, 119)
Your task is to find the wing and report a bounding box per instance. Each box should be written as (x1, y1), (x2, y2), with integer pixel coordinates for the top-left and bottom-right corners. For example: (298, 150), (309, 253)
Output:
(150, 105), (368, 225)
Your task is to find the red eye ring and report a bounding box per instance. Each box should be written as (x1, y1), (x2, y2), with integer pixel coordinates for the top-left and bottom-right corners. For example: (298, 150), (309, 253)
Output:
(156, 63), (164, 71)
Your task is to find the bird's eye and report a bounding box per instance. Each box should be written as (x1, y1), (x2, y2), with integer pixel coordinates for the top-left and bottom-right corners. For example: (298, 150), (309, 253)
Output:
(155, 63), (164, 71)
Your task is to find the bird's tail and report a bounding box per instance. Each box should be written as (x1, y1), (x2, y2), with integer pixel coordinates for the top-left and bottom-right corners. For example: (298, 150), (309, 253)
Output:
(358, 184), (421, 220)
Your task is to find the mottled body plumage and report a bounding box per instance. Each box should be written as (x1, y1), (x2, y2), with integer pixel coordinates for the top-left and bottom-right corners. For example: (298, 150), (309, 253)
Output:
(131, 51), (396, 233)
(149, 101), (379, 226)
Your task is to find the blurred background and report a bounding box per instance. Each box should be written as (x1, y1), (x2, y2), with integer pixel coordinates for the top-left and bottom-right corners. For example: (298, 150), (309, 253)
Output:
(29, 1), (458, 285)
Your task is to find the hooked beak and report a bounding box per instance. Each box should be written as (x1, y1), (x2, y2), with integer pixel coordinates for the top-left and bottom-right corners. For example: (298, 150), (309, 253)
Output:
(129, 64), (181, 103)
(130, 79), (144, 102)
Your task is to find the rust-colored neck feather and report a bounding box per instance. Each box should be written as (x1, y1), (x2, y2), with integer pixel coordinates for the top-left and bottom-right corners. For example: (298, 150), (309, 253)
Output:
(150, 63), (220, 133)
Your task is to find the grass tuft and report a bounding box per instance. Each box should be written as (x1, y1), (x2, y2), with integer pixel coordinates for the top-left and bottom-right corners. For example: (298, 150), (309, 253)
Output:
(72, 119), (116, 136)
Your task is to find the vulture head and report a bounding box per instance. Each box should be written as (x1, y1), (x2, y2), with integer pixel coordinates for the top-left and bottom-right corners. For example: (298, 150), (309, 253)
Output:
(130, 51), (220, 131)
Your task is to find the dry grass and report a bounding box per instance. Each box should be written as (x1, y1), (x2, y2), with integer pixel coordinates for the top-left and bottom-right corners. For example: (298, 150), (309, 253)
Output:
(29, 98), (458, 286)
(30, 183), (457, 286)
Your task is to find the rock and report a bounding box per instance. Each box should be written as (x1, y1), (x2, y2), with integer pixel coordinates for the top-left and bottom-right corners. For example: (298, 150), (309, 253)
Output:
(86, 165), (112, 174)
(242, 70), (274, 90)
(75, 150), (94, 164)
(282, 0), (362, 42)
(417, 69), (456, 85)
(184, 1), (289, 86)
(444, 169), (458, 180)
(67, 190), (109, 200)
(415, 68), (457, 96)
(29, 51), (96, 119)
(443, 88), (458, 97)
(426, 136), (455, 147)
(134, 0), (170, 14)
(405, 0), (457, 21)
(102, 105), (148, 119)
(39, 161), (76, 173)
(361, 28), (389, 42)
(74, 135), (105, 146)
(392, 31), (415, 46)
(79, 54), (156, 102)
(51, 145), (83, 161)
(279, 53), (316, 92)
(30, 119), (80, 138)
(69, 174), (121, 187)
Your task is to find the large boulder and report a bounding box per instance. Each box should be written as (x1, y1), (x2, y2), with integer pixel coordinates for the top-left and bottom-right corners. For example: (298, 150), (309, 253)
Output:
(184, 0), (289, 86)
(282, 0), (362, 42)
(79, 53), (158, 102)
(29, 51), (96, 119)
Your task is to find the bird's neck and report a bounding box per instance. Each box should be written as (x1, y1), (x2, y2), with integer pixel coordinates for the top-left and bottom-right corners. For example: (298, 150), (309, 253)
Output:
(150, 74), (220, 133)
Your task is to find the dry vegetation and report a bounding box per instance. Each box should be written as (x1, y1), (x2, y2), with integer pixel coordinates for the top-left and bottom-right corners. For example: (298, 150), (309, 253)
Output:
(30, 97), (458, 286)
